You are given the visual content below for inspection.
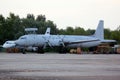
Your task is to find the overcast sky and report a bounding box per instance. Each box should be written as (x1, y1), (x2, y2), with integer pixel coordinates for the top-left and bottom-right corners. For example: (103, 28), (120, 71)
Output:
(0, 0), (120, 30)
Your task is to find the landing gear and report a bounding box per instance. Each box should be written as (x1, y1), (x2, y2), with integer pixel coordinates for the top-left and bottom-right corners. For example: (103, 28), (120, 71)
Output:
(37, 47), (44, 54)
(22, 49), (26, 54)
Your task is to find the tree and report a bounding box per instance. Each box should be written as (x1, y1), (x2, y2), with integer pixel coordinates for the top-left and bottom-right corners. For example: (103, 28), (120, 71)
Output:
(58, 29), (66, 34)
(104, 28), (111, 39)
(22, 14), (36, 28)
(74, 27), (86, 35)
(86, 29), (95, 35)
(36, 15), (46, 22)
(0, 15), (5, 44)
(27, 14), (35, 20)
(65, 27), (74, 35)
(8, 13), (23, 39)
(111, 30), (120, 43)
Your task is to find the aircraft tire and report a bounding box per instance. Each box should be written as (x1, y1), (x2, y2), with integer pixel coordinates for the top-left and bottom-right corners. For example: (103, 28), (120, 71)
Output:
(22, 49), (26, 54)
(37, 47), (45, 54)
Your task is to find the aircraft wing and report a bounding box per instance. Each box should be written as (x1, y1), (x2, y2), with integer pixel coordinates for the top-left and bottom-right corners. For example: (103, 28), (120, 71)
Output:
(64, 39), (100, 44)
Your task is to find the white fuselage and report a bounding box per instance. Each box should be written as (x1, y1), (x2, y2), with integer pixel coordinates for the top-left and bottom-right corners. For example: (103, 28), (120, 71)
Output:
(15, 34), (101, 48)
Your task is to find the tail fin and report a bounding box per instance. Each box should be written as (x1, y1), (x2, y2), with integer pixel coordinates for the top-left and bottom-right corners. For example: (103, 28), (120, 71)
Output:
(93, 20), (116, 43)
(45, 27), (50, 36)
(93, 20), (104, 40)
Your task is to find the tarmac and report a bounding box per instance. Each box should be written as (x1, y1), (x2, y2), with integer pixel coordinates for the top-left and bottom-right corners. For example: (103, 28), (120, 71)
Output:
(0, 53), (120, 80)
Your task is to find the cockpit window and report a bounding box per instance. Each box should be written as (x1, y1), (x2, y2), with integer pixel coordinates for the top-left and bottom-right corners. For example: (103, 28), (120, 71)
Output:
(19, 37), (27, 39)
(6, 41), (12, 44)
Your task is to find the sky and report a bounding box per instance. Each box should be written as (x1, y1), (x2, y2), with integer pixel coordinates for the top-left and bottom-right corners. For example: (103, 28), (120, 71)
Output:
(0, 0), (120, 30)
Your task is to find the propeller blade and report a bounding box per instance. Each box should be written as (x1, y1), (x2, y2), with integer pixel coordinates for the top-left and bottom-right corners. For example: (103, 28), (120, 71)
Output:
(48, 41), (53, 48)
(43, 43), (47, 49)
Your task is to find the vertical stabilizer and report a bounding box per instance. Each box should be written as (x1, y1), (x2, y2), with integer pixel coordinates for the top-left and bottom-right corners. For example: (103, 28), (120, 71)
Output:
(45, 27), (50, 35)
(93, 20), (104, 40)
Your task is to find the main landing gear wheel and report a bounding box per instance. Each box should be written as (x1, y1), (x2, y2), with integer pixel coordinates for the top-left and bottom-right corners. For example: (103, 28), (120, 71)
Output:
(22, 49), (26, 54)
(37, 47), (44, 54)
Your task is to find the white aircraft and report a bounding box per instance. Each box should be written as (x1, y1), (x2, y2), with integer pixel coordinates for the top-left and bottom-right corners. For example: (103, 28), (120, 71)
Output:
(3, 20), (116, 53)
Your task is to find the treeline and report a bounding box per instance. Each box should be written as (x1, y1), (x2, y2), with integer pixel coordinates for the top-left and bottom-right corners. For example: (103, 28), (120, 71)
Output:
(0, 13), (120, 44)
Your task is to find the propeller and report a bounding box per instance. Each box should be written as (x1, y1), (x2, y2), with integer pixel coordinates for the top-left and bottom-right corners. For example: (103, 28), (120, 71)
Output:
(42, 34), (66, 49)
(58, 35), (65, 47)
(42, 36), (53, 49)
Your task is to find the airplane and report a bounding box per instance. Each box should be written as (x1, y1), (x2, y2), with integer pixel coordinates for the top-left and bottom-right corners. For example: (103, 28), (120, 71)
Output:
(3, 20), (116, 54)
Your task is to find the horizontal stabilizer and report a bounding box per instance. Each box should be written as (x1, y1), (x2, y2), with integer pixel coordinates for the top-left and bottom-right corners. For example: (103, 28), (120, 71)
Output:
(101, 40), (116, 43)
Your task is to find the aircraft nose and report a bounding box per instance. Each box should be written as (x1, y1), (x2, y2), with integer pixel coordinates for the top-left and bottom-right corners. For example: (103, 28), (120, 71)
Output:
(2, 44), (6, 48)
(2, 43), (16, 48)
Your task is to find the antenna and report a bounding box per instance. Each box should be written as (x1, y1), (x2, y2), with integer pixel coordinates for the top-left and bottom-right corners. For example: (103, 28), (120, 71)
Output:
(25, 28), (38, 34)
